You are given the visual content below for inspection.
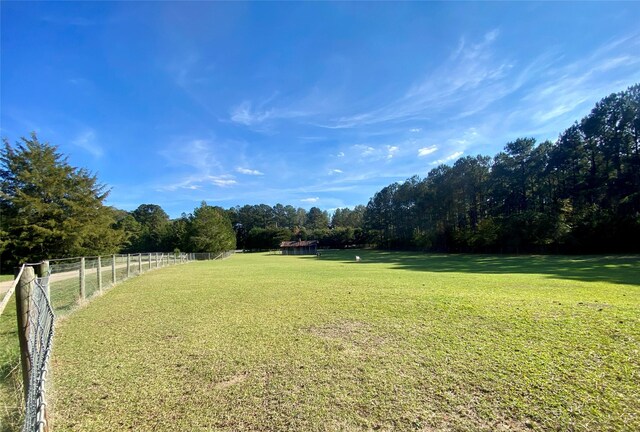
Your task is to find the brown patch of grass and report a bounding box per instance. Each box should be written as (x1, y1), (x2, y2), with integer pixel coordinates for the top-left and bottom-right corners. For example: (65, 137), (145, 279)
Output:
(213, 372), (249, 390)
(306, 320), (386, 347)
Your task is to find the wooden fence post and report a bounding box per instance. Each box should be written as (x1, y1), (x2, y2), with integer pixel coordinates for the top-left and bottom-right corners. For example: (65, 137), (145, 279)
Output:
(127, 254), (131, 278)
(37, 260), (50, 299)
(79, 257), (86, 300)
(112, 255), (116, 285)
(97, 256), (103, 293)
(16, 265), (35, 402)
(138, 254), (142, 273)
(149, 253), (152, 270)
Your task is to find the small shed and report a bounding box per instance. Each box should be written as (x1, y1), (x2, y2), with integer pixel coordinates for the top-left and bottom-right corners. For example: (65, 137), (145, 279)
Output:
(280, 240), (318, 255)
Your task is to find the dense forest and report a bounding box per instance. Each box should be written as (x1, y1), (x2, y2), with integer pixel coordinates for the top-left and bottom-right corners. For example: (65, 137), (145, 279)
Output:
(1, 84), (638, 269)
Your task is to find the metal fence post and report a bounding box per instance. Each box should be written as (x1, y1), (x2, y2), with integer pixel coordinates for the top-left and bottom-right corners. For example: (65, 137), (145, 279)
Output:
(97, 256), (103, 293)
(79, 257), (86, 300)
(112, 254), (116, 285)
(16, 265), (35, 402)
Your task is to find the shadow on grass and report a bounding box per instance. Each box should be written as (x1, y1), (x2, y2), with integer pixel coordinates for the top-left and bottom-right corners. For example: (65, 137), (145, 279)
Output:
(308, 250), (640, 286)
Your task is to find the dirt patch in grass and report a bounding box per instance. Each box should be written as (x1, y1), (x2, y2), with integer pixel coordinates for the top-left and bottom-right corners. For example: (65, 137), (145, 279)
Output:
(306, 320), (386, 346)
(213, 372), (250, 390)
(576, 301), (612, 309)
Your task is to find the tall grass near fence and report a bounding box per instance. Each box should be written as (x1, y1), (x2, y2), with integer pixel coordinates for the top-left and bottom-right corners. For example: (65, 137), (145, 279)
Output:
(0, 251), (233, 432)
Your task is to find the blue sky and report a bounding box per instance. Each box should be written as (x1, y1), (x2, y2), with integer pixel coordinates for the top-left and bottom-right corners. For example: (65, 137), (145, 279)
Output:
(2, 2), (639, 218)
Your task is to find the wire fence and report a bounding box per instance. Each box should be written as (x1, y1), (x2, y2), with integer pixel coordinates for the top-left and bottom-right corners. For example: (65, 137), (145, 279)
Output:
(0, 250), (234, 432)
(47, 252), (192, 316)
(21, 268), (53, 432)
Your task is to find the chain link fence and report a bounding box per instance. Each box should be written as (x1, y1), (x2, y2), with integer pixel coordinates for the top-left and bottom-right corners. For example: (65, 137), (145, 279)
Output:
(0, 251), (234, 432)
(21, 268), (53, 432)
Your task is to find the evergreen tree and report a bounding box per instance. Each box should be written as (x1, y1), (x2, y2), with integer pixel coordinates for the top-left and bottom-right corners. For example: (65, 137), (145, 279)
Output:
(0, 134), (124, 264)
(129, 204), (171, 251)
(189, 202), (236, 253)
(305, 207), (330, 230)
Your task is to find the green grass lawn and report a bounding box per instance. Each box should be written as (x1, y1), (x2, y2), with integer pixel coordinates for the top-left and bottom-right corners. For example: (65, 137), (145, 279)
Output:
(0, 282), (22, 432)
(16, 252), (640, 431)
(0, 263), (147, 431)
(0, 275), (14, 283)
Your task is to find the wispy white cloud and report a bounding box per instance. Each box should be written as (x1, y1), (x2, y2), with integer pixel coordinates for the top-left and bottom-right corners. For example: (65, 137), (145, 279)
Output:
(322, 29), (639, 143)
(167, 54), (220, 118)
(512, 35), (640, 126)
(236, 167), (264, 176)
(230, 101), (274, 126)
(229, 97), (312, 128)
(72, 129), (103, 157)
(337, 152), (345, 157)
(418, 146), (438, 157)
(430, 151), (464, 165)
(329, 29), (512, 128)
(158, 137), (242, 192)
(301, 197), (319, 203)
(350, 144), (400, 162)
(493, 33), (640, 141)
(160, 138), (221, 171)
(328, 169), (343, 175)
(160, 174), (237, 191)
(210, 176), (237, 187)
(354, 144), (376, 157)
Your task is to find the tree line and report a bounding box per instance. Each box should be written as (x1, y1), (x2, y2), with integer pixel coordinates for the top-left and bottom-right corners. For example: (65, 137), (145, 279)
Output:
(0, 135), (364, 269)
(1, 84), (638, 269)
(116, 202), (365, 254)
(228, 204), (365, 250)
(363, 84), (640, 253)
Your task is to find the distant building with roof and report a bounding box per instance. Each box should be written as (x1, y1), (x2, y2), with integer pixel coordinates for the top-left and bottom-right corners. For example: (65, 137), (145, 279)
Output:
(280, 240), (318, 255)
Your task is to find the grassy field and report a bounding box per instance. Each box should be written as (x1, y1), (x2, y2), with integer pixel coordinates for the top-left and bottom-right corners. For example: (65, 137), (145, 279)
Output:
(0, 283), (22, 432)
(0, 262), (157, 431)
(6, 251), (640, 431)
